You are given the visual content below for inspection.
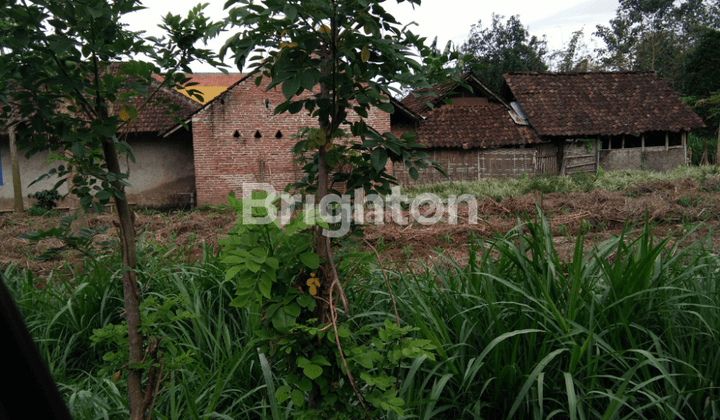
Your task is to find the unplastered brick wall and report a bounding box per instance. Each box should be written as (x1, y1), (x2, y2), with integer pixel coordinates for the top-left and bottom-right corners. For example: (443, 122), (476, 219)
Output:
(192, 75), (391, 205)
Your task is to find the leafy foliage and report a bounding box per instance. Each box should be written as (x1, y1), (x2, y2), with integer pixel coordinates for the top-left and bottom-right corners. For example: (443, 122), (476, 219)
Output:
(4, 211), (720, 419)
(221, 0), (459, 415)
(0, 1), (224, 211)
(20, 213), (112, 260)
(221, 192), (436, 417)
(594, 0), (719, 91)
(0, 1), (226, 418)
(28, 189), (62, 211)
(461, 14), (548, 91)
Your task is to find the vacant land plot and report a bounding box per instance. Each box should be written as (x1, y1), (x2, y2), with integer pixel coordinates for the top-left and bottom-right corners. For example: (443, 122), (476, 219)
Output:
(3, 167), (720, 276)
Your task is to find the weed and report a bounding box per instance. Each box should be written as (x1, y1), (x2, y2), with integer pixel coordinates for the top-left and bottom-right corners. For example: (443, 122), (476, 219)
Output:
(558, 224), (568, 236)
(401, 244), (414, 259)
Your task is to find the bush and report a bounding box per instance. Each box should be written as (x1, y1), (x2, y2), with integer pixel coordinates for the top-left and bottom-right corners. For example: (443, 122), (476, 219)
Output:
(28, 189), (62, 212)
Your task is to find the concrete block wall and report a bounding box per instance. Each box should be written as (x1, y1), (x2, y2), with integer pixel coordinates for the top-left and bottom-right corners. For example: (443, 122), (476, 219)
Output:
(192, 76), (391, 205)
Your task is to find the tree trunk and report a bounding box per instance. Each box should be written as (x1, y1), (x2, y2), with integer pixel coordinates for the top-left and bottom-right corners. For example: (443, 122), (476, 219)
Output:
(715, 123), (720, 165)
(9, 123), (24, 213)
(101, 135), (144, 420)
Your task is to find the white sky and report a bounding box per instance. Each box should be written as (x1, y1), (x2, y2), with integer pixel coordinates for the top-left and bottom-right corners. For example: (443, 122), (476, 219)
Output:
(122, 0), (620, 72)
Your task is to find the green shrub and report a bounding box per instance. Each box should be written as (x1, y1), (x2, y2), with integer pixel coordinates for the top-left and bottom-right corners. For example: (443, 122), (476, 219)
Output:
(27, 189), (62, 214)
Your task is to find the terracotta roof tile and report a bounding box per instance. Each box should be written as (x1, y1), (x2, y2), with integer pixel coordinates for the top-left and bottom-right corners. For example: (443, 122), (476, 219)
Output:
(418, 103), (542, 149)
(400, 73), (475, 115)
(504, 72), (705, 137)
(2, 64), (202, 135)
(113, 83), (202, 134)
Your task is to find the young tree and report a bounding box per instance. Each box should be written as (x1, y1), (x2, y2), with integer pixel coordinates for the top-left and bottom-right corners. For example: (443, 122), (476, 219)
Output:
(224, 0), (450, 303)
(460, 14), (548, 91)
(221, 0), (457, 415)
(0, 1), (224, 419)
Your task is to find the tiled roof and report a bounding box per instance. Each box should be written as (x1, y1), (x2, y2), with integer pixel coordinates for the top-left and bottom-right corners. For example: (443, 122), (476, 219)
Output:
(417, 103), (542, 149)
(114, 82), (202, 134)
(401, 78), (461, 115)
(1, 64), (202, 135)
(503, 72), (705, 137)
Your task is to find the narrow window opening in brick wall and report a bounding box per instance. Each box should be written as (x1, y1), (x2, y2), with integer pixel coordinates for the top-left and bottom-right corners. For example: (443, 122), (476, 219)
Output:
(275, 130), (283, 139)
(233, 130), (240, 138)
(254, 130), (262, 138)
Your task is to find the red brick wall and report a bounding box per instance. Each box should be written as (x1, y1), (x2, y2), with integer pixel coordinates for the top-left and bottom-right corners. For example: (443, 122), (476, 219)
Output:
(192, 76), (391, 205)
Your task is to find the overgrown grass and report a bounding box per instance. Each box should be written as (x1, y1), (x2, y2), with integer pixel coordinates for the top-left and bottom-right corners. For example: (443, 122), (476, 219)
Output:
(3, 242), (269, 420)
(403, 165), (720, 201)
(382, 214), (720, 419)
(688, 134), (718, 165)
(3, 213), (720, 419)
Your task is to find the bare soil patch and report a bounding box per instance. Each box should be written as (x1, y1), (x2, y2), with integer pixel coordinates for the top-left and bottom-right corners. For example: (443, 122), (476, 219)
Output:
(2, 177), (719, 277)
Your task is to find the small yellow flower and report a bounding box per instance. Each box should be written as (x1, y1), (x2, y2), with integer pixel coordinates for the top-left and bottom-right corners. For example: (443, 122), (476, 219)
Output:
(306, 273), (320, 296)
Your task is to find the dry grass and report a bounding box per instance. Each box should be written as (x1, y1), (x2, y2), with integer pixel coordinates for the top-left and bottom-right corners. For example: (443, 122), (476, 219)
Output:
(3, 175), (720, 277)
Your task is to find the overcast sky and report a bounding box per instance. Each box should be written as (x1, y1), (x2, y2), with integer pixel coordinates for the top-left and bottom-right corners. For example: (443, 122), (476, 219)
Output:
(122, 0), (620, 72)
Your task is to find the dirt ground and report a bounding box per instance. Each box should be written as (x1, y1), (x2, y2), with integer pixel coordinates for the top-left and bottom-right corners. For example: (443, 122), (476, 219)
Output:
(2, 177), (720, 277)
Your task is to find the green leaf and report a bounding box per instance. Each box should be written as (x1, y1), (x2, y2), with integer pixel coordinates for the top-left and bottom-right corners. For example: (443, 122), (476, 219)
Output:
(377, 102), (395, 114)
(224, 265), (244, 281)
(265, 257), (279, 270)
(246, 260), (262, 273)
(311, 355), (332, 366)
(282, 77), (301, 100)
(272, 308), (296, 333)
(354, 352), (374, 369)
(283, 302), (301, 317)
(275, 385), (291, 403)
(230, 293), (251, 308)
(371, 148), (388, 173)
(303, 364), (323, 380)
(258, 275), (272, 299)
(95, 190), (112, 202)
(288, 101), (304, 114)
(297, 294), (314, 308)
(409, 167), (419, 181)
(86, 5), (103, 18)
(290, 388), (304, 408)
(299, 252), (320, 269)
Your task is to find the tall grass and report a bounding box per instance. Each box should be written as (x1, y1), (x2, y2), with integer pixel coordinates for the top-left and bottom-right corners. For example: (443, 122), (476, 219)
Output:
(3, 214), (720, 419)
(403, 165), (720, 201)
(2, 242), (269, 420)
(385, 214), (720, 419)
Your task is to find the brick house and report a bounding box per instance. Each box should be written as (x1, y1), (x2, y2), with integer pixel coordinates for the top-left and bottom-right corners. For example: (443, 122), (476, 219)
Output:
(174, 73), (396, 206)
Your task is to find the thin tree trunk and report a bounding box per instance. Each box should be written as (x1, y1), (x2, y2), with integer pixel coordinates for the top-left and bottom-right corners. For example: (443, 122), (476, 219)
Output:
(101, 135), (144, 420)
(715, 123), (720, 165)
(92, 54), (144, 419)
(9, 123), (24, 213)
